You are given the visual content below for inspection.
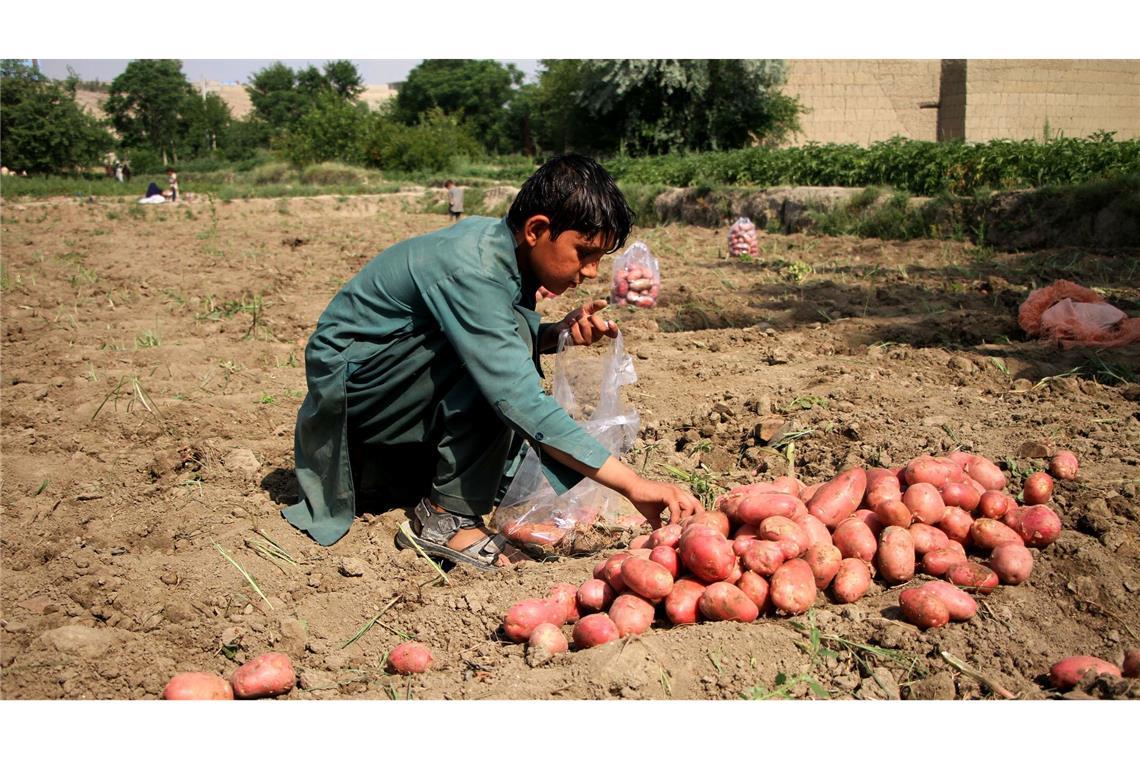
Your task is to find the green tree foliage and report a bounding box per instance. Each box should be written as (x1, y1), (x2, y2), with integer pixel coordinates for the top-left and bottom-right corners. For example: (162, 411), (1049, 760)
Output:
(104, 59), (197, 164)
(181, 91), (233, 156)
(533, 59), (801, 156)
(1, 60), (113, 173)
(278, 92), (368, 166)
(247, 60), (366, 136)
(394, 60), (523, 153)
(360, 107), (482, 172)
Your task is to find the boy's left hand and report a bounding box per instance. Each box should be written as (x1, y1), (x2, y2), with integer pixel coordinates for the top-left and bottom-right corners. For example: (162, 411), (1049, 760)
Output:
(561, 299), (618, 346)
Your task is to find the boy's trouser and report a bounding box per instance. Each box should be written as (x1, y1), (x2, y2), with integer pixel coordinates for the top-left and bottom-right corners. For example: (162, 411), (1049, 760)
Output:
(345, 311), (534, 518)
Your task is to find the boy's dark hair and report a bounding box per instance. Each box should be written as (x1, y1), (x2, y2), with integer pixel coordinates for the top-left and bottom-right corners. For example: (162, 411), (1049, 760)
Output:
(507, 155), (634, 253)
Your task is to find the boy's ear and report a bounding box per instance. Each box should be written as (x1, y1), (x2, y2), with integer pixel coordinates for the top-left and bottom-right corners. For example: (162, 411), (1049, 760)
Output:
(522, 214), (552, 247)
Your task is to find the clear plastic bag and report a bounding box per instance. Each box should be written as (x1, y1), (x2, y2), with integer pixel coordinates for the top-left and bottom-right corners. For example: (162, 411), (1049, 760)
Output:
(727, 217), (759, 259)
(609, 240), (660, 308)
(492, 330), (645, 556)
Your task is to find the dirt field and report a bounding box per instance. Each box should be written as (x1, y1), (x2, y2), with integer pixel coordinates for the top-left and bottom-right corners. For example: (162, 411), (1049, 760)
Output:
(2, 192), (1138, 702)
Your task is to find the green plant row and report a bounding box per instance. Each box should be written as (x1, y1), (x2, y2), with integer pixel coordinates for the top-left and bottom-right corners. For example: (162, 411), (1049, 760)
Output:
(605, 134), (1140, 195)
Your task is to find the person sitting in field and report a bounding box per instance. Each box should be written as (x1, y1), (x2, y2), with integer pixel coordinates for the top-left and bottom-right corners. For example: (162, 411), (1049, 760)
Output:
(138, 181), (166, 204)
(283, 155), (700, 567)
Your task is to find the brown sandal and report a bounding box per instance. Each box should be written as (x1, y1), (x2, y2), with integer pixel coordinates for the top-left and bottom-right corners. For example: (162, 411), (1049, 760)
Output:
(394, 499), (515, 571)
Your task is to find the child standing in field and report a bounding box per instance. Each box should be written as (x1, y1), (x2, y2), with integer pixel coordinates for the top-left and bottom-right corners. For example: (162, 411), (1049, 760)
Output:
(166, 167), (179, 202)
(284, 155), (700, 567)
(444, 179), (463, 222)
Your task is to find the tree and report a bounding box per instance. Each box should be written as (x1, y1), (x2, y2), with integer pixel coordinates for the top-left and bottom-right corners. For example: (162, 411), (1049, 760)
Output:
(394, 60), (523, 153)
(533, 59), (801, 156)
(246, 61), (303, 133)
(104, 59), (197, 164)
(323, 60), (365, 100)
(182, 91), (232, 156)
(1, 59), (113, 173)
(360, 107), (482, 172)
(278, 92), (367, 166)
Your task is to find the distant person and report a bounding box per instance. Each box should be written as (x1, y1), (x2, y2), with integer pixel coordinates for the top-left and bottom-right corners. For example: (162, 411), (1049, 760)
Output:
(114, 161), (124, 183)
(444, 180), (463, 223)
(139, 181), (166, 204)
(123, 163), (132, 183)
(166, 167), (179, 202)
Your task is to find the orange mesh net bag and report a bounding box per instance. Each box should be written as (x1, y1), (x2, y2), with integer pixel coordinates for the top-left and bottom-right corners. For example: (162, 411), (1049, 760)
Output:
(1018, 279), (1140, 348)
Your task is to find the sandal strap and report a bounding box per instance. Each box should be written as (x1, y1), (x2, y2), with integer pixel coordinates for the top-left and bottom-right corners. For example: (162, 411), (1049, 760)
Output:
(458, 532), (511, 562)
(412, 498), (481, 545)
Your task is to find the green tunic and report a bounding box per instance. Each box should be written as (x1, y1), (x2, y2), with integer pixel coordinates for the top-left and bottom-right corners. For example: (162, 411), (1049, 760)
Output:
(283, 216), (613, 546)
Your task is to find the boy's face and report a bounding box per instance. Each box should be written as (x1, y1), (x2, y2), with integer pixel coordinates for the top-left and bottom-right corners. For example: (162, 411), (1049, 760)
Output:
(523, 216), (611, 295)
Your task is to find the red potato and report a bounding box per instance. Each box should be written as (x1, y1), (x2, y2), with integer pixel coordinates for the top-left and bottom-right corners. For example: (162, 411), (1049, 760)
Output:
(699, 581), (760, 622)
(679, 531), (736, 582)
(735, 493), (805, 527)
(609, 594), (656, 637)
(527, 623), (569, 663)
(1050, 656), (1122, 689)
(807, 468), (867, 527)
(577, 579), (615, 613)
(628, 534), (652, 550)
(741, 540), (785, 576)
(593, 555), (612, 580)
(902, 482), (946, 525)
(938, 507), (974, 546)
(621, 557), (675, 602)
(793, 513), (833, 549)
(947, 561), (1000, 594)
(572, 613), (620, 649)
(758, 515), (810, 559)
(768, 476), (803, 497)
(736, 572), (771, 613)
(865, 467), (901, 491)
(646, 523), (683, 549)
(921, 580), (978, 621)
(832, 518), (877, 563)
(804, 543), (843, 589)
(503, 598), (566, 642)
(683, 510), (730, 537)
(732, 536), (757, 557)
(899, 587), (951, 629)
(1016, 505), (1062, 548)
(602, 553), (632, 593)
(830, 558), (872, 603)
(989, 543), (1034, 585)
(386, 643), (433, 676)
(799, 483), (822, 503)
(969, 518), (1024, 551)
(874, 498), (913, 528)
(940, 481), (981, 512)
(725, 556), (744, 584)
(923, 545), (968, 577)
(162, 672), (234, 700)
(967, 478), (988, 497)
(876, 526), (916, 585)
(649, 545), (680, 578)
(231, 652), (296, 698)
(1049, 450), (1079, 481)
(908, 523), (950, 555)
(665, 578), (708, 625)
(1022, 472), (1054, 505)
(947, 451), (977, 470)
(1002, 505), (1028, 531)
(903, 456), (955, 489)
(865, 482), (904, 510)
(978, 490), (1016, 519)
(769, 558), (817, 615)
(1122, 650), (1140, 678)
(964, 457), (1007, 492)
(852, 509), (885, 536)
(548, 583), (580, 624)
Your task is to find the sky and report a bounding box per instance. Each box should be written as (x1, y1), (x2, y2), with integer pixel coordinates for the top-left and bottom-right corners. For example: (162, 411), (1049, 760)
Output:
(34, 59), (542, 87)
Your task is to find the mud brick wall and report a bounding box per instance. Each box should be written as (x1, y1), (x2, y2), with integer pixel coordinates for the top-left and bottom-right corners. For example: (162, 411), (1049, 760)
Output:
(782, 60), (942, 145)
(964, 59), (1140, 141)
(781, 59), (1140, 145)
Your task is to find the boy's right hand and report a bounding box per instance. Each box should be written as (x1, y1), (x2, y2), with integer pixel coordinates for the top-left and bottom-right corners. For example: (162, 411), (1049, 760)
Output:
(626, 477), (702, 528)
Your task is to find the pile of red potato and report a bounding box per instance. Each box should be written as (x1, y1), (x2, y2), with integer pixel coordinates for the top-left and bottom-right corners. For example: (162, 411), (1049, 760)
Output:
(726, 217), (760, 258)
(501, 449), (1109, 663)
(162, 652), (297, 700)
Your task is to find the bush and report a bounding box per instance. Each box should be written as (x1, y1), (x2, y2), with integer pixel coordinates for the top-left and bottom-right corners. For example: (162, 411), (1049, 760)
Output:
(248, 162), (297, 185)
(361, 109), (482, 173)
(300, 162), (368, 185)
